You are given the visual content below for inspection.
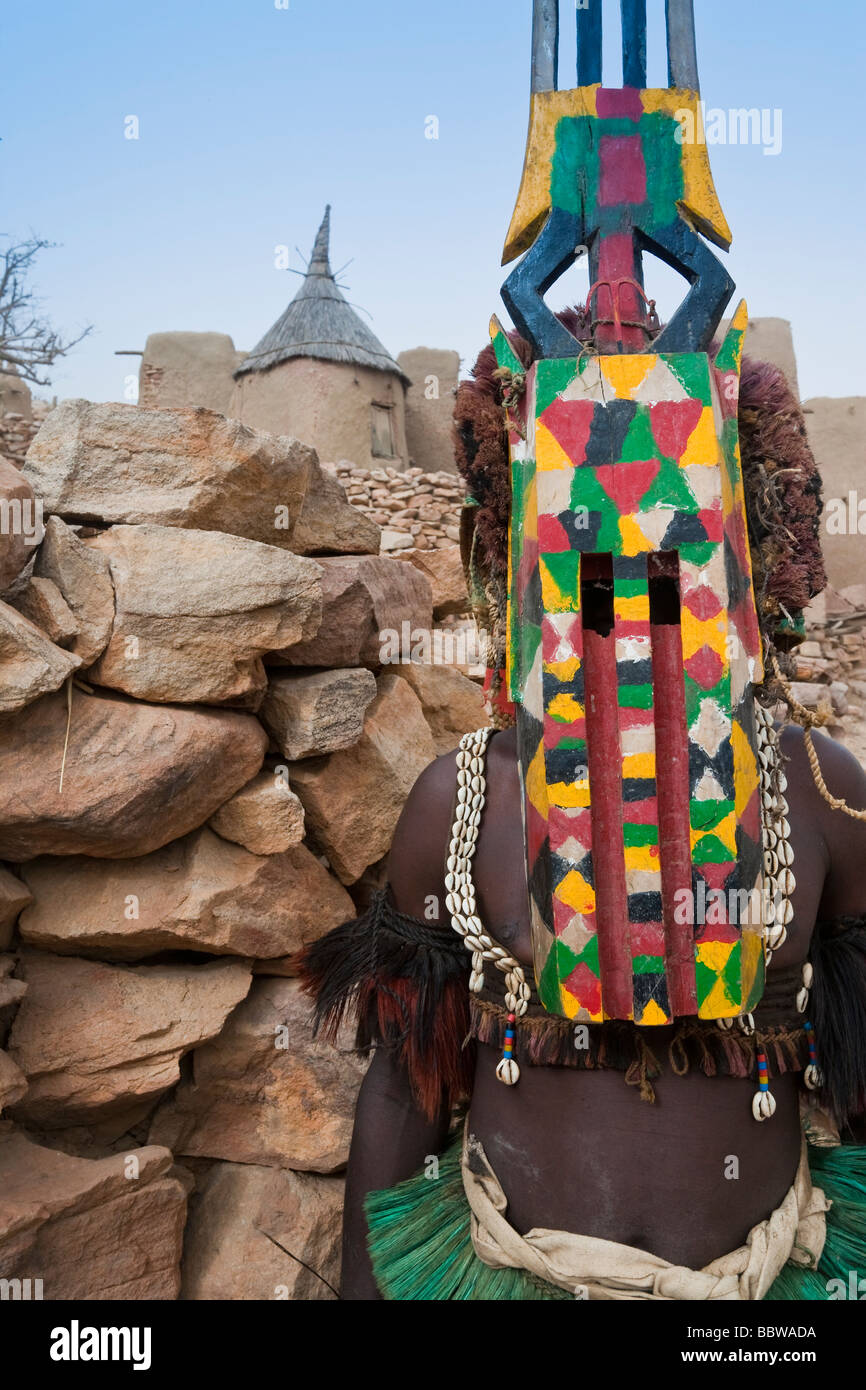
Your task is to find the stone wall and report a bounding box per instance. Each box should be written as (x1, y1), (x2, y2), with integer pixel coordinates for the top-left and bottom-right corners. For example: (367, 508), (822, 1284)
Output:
(0, 411), (42, 469)
(329, 461), (464, 553)
(0, 400), (484, 1300)
(0, 374), (50, 468)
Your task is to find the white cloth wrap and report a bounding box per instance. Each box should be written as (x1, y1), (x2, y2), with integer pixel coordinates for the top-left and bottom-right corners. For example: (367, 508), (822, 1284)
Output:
(461, 1125), (829, 1301)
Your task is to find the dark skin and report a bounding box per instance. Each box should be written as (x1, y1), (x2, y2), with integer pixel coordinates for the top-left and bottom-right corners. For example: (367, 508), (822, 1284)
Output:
(341, 722), (866, 1300)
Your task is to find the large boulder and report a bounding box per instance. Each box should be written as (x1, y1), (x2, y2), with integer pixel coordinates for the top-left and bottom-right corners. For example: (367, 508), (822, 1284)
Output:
(0, 600), (81, 714)
(181, 1162), (343, 1301)
(19, 828), (353, 963)
(0, 688), (267, 859)
(6, 951), (252, 1128)
(291, 673), (436, 883)
(270, 554), (432, 667)
(392, 660), (485, 754)
(32, 516), (115, 666)
(0, 456), (40, 591)
(260, 668), (377, 760)
(23, 401), (313, 547)
(396, 544), (468, 617)
(268, 558), (372, 668)
(290, 457), (381, 556)
(0, 1129), (186, 1299)
(149, 977), (366, 1173)
(208, 767), (305, 855)
(85, 524), (322, 707)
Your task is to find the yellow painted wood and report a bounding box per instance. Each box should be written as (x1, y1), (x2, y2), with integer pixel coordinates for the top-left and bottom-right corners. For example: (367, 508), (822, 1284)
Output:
(503, 87), (732, 266)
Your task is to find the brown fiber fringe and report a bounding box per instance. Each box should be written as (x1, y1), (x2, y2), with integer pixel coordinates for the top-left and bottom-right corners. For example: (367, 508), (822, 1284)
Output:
(809, 915), (866, 1127)
(469, 997), (810, 1103)
(298, 889), (473, 1122)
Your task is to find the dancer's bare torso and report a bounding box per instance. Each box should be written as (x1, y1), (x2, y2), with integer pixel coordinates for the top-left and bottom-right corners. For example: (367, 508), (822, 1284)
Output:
(341, 724), (866, 1299)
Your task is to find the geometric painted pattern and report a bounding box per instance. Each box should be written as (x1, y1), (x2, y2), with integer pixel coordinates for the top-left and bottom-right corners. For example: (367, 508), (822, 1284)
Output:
(495, 302), (766, 1024)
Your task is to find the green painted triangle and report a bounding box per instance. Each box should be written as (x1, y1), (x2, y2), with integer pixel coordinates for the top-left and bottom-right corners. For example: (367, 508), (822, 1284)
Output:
(695, 958), (718, 1007)
(536, 358), (580, 417)
(721, 939), (743, 995)
(514, 622), (542, 696)
(677, 540), (718, 568)
(538, 944), (564, 1013)
(692, 833), (733, 865)
(690, 799), (735, 831)
(663, 352), (712, 405)
(684, 671), (731, 717)
(571, 933), (600, 975)
(639, 455), (698, 511)
(539, 551), (582, 610)
(619, 406), (659, 463)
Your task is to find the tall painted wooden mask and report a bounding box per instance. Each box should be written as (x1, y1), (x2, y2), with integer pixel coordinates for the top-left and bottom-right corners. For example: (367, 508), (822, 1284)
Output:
(488, 0), (768, 1024)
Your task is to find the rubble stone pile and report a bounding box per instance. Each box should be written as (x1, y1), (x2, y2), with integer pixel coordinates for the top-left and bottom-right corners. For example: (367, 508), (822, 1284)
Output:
(0, 401), (48, 468)
(329, 460), (464, 553)
(0, 399), (485, 1300)
(788, 586), (866, 767)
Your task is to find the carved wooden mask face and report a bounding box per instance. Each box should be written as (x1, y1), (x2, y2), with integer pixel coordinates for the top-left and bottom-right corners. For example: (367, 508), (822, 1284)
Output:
(493, 308), (767, 1023)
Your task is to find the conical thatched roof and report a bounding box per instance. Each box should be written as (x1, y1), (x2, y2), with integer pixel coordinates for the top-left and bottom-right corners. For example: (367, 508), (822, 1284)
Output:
(235, 207), (408, 381)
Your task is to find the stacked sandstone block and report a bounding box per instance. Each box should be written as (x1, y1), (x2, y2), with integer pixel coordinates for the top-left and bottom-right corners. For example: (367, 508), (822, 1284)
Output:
(0, 400), (483, 1300)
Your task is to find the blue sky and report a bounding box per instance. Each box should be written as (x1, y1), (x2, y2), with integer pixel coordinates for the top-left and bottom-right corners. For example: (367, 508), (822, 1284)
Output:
(2, 0), (863, 404)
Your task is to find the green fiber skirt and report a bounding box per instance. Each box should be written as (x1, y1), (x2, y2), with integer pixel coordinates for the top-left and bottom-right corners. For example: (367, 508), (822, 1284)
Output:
(365, 1136), (866, 1301)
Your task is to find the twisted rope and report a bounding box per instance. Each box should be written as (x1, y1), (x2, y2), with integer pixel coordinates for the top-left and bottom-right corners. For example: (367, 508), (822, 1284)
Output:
(771, 653), (866, 822)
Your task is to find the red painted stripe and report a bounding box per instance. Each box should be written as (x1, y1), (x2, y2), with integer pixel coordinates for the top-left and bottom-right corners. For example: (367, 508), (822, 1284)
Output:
(615, 619), (654, 640)
(594, 232), (647, 353)
(651, 617), (698, 1016)
(599, 137), (647, 207)
(583, 625), (632, 1018)
(616, 703), (655, 727)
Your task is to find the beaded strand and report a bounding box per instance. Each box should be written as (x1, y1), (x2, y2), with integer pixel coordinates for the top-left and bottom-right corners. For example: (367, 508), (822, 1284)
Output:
(803, 1020), (823, 1091)
(747, 706), (798, 1120)
(445, 728), (530, 1085)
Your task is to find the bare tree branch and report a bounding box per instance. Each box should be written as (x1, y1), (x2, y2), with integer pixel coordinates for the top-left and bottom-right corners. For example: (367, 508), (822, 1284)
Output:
(0, 237), (92, 387)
